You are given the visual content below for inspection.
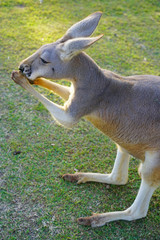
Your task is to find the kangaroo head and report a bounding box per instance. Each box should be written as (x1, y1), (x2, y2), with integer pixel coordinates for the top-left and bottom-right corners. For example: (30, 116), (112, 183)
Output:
(19, 12), (103, 81)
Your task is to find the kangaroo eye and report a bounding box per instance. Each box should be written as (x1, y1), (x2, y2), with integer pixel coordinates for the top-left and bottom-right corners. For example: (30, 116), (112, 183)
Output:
(40, 57), (49, 64)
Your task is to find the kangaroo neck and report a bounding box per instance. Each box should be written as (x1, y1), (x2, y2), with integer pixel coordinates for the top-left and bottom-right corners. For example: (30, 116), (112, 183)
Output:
(70, 52), (110, 91)
(69, 52), (128, 108)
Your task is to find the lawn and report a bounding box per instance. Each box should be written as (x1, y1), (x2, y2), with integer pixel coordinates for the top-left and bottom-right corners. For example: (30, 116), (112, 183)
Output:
(0, 0), (160, 239)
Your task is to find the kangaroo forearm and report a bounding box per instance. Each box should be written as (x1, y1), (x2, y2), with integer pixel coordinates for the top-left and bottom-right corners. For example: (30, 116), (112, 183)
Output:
(12, 71), (76, 128)
(34, 78), (71, 101)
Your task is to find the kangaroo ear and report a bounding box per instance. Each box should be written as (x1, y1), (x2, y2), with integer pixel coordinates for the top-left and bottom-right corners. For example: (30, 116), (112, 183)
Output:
(64, 12), (102, 39)
(57, 35), (103, 61)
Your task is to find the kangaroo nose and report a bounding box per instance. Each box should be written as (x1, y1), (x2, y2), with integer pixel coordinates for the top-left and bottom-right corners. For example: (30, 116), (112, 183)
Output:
(19, 65), (24, 73)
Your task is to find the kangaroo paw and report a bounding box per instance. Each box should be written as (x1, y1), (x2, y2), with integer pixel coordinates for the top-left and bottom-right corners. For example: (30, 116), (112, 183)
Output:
(62, 173), (80, 182)
(11, 70), (29, 86)
(78, 216), (92, 226)
(62, 173), (87, 184)
(78, 213), (106, 227)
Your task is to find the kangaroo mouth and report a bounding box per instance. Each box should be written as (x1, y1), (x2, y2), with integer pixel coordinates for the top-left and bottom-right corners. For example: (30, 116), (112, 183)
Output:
(18, 69), (35, 84)
(28, 79), (35, 84)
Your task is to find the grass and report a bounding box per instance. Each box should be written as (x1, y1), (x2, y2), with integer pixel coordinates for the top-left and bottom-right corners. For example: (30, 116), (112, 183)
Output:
(0, 0), (160, 239)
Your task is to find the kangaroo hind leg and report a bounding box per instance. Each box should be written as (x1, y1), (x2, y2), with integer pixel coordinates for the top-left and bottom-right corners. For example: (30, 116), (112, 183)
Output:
(63, 146), (130, 185)
(78, 150), (160, 227)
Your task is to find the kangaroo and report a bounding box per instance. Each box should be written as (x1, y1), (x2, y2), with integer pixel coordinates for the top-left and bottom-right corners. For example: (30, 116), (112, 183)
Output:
(11, 12), (160, 227)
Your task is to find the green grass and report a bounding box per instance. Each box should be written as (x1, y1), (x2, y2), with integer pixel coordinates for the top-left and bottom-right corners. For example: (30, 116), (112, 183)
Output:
(0, 0), (160, 239)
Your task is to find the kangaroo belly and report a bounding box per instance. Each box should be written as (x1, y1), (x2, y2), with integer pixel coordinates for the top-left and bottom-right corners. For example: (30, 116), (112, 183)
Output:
(86, 114), (158, 161)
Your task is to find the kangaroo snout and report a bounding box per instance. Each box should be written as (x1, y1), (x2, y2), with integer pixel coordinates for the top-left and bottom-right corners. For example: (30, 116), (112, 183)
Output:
(19, 63), (32, 77)
(19, 64), (24, 73)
